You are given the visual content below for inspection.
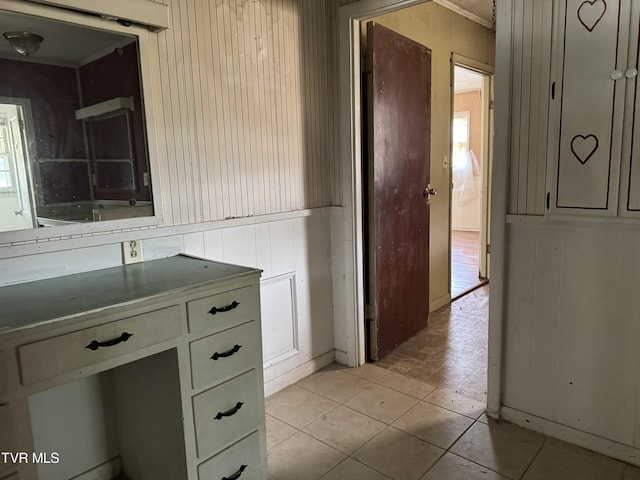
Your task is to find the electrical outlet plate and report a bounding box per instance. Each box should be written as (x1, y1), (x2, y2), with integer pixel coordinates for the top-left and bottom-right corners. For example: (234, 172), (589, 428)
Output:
(122, 240), (143, 264)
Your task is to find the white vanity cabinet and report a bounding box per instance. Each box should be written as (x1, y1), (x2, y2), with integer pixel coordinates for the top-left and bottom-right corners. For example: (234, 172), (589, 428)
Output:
(0, 255), (267, 480)
(547, 0), (640, 217)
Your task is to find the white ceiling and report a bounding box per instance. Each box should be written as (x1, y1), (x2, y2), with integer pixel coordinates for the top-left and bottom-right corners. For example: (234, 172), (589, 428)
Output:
(0, 8), (133, 66)
(445, 0), (493, 24)
(454, 65), (484, 92)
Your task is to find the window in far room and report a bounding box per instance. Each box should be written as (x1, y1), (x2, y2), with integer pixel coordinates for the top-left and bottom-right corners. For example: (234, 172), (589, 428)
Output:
(0, 118), (15, 192)
(452, 111), (470, 168)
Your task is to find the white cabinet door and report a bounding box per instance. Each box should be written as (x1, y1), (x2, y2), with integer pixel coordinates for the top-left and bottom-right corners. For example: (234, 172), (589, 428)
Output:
(619, 1), (640, 216)
(548, 0), (631, 215)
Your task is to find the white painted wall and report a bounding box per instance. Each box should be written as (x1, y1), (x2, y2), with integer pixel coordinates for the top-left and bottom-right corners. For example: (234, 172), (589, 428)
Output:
(501, 219), (640, 461)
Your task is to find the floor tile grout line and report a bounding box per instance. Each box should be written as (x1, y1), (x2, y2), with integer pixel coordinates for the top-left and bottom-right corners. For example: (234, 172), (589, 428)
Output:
(417, 415), (502, 480)
(267, 364), (490, 478)
(267, 368), (488, 455)
(320, 456), (394, 480)
(296, 378), (373, 404)
(515, 432), (548, 480)
(300, 407), (484, 477)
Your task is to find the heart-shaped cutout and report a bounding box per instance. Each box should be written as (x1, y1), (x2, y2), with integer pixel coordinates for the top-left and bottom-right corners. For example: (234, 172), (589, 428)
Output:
(571, 134), (599, 164)
(578, 0), (606, 32)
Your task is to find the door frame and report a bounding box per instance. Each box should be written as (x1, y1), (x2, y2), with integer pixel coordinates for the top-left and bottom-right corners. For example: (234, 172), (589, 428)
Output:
(449, 56), (494, 284)
(335, 0), (507, 417)
(0, 97), (39, 225)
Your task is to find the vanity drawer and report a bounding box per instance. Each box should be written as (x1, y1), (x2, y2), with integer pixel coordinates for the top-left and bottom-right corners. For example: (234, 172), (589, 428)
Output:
(187, 286), (256, 335)
(0, 405), (16, 478)
(19, 306), (181, 385)
(193, 369), (260, 458)
(190, 321), (259, 390)
(197, 431), (262, 480)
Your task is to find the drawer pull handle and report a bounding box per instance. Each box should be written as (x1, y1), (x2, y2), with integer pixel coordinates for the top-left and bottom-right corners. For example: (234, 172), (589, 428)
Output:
(214, 401), (244, 420)
(85, 332), (133, 351)
(211, 344), (242, 360)
(208, 301), (240, 315)
(222, 464), (247, 480)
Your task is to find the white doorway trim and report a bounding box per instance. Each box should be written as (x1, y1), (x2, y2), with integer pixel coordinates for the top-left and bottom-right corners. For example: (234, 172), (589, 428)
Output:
(449, 59), (494, 287)
(336, 0), (506, 417)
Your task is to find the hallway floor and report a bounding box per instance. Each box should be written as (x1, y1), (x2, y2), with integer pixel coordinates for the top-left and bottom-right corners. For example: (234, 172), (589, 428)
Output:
(376, 284), (489, 403)
(266, 285), (640, 479)
(451, 230), (485, 299)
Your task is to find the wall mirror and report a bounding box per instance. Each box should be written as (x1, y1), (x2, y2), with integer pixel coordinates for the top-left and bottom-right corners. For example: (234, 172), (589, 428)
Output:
(0, 3), (161, 240)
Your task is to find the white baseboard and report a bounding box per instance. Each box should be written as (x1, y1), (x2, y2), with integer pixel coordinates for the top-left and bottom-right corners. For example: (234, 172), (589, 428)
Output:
(334, 349), (349, 366)
(430, 293), (451, 312)
(263, 350), (335, 397)
(70, 457), (122, 480)
(501, 406), (640, 467)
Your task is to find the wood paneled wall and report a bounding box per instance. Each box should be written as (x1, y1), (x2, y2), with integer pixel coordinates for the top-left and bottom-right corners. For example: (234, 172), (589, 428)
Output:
(504, 221), (640, 449)
(508, 0), (553, 215)
(151, 0), (341, 226)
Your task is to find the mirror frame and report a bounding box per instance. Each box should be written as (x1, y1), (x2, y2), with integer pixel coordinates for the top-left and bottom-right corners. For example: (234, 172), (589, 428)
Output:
(0, 0), (163, 245)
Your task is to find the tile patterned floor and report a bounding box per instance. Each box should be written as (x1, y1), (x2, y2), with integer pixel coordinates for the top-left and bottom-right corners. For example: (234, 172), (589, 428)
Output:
(376, 285), (490, 403)
(266, 285), (640, 478)
(266, 364), (640, 480)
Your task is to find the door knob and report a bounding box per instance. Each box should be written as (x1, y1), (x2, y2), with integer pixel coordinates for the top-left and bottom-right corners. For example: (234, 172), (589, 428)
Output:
(423, 184), (437, 204)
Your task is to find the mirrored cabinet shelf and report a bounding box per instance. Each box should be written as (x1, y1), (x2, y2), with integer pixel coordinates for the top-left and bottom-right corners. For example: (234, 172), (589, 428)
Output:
(0, 1), (162, 243)
(74, 96), (134, 121)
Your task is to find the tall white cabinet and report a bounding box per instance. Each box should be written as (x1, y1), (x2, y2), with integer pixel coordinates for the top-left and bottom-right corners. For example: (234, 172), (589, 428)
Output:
(547, 0), (640, 217)
(500, 0), (640, 467)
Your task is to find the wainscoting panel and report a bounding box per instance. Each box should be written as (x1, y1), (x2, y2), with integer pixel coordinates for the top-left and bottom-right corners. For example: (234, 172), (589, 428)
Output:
(260, 273), (298, 364)
(503, 221), (640, 448)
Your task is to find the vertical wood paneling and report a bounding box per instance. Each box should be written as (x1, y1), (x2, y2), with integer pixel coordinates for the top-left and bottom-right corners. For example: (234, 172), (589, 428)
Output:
(508, 0), (553, 215)
(188, 0), (209, 221)
(326, 0), (340, 205)
(509, 0), (524, 213)
(151, 0), (337, 227)
(528, 225), (561, 420)
(526, 2), (552, 215)
(169, 0), (192, 223)
(503, 223), (536, 410)
(504, 223), (640, 447)
(325, 0), (356, 207)
(516, 0), (533, 211)
(193, 0), (217, 219)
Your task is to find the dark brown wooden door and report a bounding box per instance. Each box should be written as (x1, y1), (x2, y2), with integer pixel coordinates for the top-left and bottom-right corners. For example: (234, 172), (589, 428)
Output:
(366, 23), (432, 360)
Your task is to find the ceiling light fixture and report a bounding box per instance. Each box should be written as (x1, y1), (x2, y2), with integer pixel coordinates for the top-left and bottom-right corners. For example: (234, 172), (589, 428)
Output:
(3, 31), (44, 56)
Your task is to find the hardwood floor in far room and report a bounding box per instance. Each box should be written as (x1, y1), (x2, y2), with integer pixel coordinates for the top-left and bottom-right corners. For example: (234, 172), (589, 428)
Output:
(451, 230), (485, 299)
